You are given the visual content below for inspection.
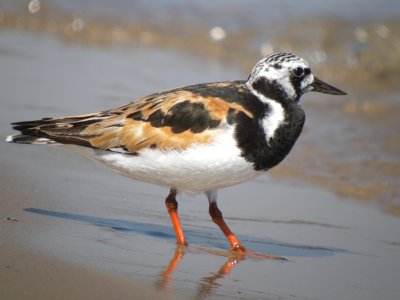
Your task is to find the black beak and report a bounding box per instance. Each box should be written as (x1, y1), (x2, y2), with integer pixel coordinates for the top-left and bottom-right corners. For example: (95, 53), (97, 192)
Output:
(312, 77), (347, 95)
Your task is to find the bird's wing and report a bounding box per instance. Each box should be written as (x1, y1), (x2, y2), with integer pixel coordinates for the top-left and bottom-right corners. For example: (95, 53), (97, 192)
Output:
(11, 82), (253, 153)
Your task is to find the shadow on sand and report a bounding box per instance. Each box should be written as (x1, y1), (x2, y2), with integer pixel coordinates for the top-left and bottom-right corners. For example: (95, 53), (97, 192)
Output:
(25, 207), (354, 299)
(25, 207), (349, 258)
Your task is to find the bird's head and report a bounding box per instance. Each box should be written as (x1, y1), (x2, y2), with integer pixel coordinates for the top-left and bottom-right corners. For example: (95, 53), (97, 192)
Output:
(246, 52), (346, 102)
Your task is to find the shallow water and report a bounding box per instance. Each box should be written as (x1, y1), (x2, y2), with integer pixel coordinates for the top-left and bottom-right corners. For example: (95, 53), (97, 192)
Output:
(1, 30), (400, 300)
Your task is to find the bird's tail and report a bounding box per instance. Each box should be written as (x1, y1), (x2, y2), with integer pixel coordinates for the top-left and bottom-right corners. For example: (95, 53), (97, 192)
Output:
(6, 113), (106, 146)
(6, 119), (59, 144)
(6, 133), (55, 144)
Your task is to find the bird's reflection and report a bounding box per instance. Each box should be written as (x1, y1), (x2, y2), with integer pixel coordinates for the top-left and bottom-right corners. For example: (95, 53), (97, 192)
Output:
(194, 254), (240, 300)
(156, 245), (187, 290)
(156, 245), (277, 299)
(25, 207), (351, 299)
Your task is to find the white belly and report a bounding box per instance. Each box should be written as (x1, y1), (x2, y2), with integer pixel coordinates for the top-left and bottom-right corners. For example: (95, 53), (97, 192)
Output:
(95, 127), (261, 193)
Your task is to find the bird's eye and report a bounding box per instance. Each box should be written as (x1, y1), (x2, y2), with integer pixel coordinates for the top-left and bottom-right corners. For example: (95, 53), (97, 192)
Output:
(292, 67), (304, 77)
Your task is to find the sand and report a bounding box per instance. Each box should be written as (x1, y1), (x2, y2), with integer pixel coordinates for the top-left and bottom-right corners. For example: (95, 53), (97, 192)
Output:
(0, 164), (186, 300)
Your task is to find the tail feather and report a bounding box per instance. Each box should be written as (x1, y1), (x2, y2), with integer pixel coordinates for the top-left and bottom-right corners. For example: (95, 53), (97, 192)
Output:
(11, 118), (53, 131)
(6, 134), (55, 144)
(6, 113), (108, 146)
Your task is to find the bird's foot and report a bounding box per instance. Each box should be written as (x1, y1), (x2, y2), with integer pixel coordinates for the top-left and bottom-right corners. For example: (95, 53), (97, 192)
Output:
(229, 243), (287, 261)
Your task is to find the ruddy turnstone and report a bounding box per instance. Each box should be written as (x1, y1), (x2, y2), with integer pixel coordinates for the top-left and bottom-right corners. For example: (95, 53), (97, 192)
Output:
(7, 52), (346, 254)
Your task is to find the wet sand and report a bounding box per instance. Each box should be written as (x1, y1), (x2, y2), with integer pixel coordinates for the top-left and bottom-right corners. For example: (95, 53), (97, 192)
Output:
(1, 222), (183, 300)
(1, 30), (400, 299)
(1, 136), (400, 300)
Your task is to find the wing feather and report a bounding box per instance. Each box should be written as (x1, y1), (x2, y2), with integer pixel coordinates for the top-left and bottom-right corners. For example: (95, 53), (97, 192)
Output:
(10, 82), (253, 152)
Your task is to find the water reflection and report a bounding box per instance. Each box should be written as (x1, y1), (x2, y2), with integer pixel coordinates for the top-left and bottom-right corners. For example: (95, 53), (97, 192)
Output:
(156, 246), (186, 290)
(194, 255), (238, 300)
(157, 245), (240, 299)
(25, 207), (352, 297)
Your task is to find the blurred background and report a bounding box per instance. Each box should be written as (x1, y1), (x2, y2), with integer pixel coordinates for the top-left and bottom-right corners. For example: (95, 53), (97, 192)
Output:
(1, 0), (399, 214)
(2, 2), (400, 299)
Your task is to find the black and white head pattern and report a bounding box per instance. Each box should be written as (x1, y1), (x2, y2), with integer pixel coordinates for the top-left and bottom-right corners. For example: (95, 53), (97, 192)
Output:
(246, 53), (315, 102)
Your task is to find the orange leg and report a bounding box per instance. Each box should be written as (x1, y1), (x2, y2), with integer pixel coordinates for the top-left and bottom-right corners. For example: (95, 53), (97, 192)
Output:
(208, 193), (286, 261)
(165, 189), (188, 246)
(209, 201), (246, 252)
(158, 245), (186, 289)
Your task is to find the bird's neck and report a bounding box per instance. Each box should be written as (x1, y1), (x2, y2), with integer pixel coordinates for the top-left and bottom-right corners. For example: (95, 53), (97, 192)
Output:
(236, 83), (305, 171)
(246, 76), (299, 104)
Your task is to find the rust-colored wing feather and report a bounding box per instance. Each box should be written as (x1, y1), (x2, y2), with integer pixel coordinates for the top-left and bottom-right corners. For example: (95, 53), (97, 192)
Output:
(11, 82), (253, 153)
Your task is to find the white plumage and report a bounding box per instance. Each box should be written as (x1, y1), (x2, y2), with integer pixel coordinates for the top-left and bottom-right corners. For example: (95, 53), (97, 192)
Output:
(96, 126), (260, 193)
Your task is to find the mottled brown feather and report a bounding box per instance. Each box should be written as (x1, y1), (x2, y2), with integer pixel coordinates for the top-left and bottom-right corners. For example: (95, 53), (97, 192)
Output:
(12, 82), (254, 153)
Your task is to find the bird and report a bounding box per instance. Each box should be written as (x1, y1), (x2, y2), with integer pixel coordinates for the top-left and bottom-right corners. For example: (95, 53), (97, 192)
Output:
(6, 52), (346, 255)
